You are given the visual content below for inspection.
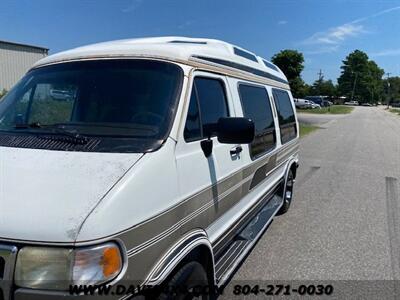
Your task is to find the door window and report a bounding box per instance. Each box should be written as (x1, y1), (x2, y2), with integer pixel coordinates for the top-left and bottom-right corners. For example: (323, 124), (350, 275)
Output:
(183, 90), (202, 141)
(184, 77), (229, 142)
(238, 84), (276, 158)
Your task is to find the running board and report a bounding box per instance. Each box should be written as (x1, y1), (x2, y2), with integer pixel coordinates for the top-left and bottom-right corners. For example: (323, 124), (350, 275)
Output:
(215, 194), (284, 285)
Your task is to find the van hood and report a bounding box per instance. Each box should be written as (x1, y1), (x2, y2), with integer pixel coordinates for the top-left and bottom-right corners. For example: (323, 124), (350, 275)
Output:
(0, 147), (142, 243)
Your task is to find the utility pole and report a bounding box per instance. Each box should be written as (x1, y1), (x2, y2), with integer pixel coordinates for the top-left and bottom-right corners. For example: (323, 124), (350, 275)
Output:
(386, 72), (391, 108)
(317, 69), (324, 81)
(316, 69), (324, 97)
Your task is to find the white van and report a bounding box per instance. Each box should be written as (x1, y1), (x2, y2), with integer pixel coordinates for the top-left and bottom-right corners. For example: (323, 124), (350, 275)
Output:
(0, 37), (299, 299)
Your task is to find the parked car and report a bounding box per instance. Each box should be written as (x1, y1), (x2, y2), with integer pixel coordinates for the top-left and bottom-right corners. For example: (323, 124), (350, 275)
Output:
(0, 37), (299, 299)
(294, 98), (320, 109)
(309, 101), (321, 109)
(344, 101), (359, 106)
(361, 103), (373, 107)
(294, 98), (312, 109)
(50, 89), (76, 101)
(305, 96), (331, 107)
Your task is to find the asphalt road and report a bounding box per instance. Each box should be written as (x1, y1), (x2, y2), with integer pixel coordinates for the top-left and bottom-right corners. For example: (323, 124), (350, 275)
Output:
(222, 107), (400, 298)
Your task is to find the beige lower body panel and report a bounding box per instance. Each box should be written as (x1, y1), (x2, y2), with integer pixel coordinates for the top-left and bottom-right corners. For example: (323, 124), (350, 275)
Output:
(115, 140), (299, 285)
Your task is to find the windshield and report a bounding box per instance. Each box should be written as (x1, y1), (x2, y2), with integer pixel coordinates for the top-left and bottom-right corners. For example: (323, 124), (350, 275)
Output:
(0, 59), (183, 152)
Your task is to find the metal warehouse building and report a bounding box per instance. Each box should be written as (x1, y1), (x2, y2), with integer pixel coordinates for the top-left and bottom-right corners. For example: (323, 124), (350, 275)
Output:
(0, 40), (48, 90)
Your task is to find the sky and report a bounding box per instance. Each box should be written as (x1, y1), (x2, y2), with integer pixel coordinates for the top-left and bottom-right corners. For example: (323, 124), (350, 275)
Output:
(1, 0), (400, 84)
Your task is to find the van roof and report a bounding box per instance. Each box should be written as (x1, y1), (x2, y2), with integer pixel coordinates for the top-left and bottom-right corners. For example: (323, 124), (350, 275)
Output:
(33, 36), (288, 85)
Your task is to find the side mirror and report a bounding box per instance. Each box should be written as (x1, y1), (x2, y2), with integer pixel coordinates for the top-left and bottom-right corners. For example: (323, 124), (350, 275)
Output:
(217, 117), (255, 144)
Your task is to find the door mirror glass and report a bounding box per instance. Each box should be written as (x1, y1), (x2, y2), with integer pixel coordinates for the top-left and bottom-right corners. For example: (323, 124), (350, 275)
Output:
(217, 117), (255, 144)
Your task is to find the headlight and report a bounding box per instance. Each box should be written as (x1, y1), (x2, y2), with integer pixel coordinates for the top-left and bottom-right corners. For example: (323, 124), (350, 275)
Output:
(14, 242), (123, 290)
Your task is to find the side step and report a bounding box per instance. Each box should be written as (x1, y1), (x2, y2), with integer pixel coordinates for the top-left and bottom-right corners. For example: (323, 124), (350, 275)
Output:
(215, 194), (284, 285)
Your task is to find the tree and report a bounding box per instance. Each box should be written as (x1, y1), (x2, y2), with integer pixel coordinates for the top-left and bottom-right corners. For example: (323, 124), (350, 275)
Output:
(297, 82), (311, 98)
(289, 77), (308, 98)
(383, 76), (400, 103)
(366, 60), (384, 104)
(337, 50), (384, 103)
(0, 89), (7, 100)
(271, 50), (306, 98)
(310, 78), (337, 98)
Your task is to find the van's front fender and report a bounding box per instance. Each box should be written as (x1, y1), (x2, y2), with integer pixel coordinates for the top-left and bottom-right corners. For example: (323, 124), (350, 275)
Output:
(145, 229), (215, 286)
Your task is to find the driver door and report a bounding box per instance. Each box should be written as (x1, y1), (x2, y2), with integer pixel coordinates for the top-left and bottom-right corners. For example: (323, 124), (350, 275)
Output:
(175, 71), (245, 234)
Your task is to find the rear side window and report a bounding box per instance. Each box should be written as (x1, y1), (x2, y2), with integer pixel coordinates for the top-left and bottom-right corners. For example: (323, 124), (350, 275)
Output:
(272, 89), (297, 144)
(239, 84), (276, 158)
(184, 77), (229, 142)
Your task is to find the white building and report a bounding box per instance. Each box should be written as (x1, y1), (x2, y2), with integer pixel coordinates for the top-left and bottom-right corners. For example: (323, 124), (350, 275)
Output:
(0, 40), (48, 90)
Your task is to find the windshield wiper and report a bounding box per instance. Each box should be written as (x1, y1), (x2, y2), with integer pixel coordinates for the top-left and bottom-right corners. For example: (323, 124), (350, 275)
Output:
(14, 122), (89, 145)
(14, 122), (42, 129)
(53, 122), (159, 134)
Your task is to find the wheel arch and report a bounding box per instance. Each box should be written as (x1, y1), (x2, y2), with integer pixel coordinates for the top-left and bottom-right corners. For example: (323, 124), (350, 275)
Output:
(289, 160), (298, 179)
(280, 158), (298, 195)
(145, 229), (216, 286)
(286, 158), (299, 181)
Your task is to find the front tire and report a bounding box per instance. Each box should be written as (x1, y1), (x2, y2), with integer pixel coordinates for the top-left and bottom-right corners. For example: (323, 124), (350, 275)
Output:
(157, 261), (211, 300)
(277, 169), (295, 215)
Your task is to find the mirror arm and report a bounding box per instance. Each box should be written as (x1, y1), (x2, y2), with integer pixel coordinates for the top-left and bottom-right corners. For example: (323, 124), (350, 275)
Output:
(201, 134), (213, 158)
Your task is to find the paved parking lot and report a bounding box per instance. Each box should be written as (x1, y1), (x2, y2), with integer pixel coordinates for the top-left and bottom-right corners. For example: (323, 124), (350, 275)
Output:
(222, 107), (400, 298)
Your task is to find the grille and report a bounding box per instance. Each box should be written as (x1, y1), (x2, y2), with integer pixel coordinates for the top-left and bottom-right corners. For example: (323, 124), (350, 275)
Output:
(0, 245), (18, 300)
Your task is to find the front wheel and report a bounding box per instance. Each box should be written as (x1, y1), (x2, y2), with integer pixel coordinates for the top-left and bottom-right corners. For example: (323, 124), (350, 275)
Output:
(157, 261), (211, 300)
(277, 169), (295, 215)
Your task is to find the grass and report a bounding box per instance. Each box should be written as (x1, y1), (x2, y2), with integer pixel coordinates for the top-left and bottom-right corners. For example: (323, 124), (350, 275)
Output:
(389, 108), (400, 116)
(297, 105), (354, 115)
(299, 123), (319, 137)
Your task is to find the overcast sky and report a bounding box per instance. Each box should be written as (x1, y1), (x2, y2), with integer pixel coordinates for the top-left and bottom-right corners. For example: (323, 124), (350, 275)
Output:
(1, 0), (400, 83)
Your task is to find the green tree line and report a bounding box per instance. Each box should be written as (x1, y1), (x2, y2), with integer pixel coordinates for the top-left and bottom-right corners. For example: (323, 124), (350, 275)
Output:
(271, 49), (398, 104)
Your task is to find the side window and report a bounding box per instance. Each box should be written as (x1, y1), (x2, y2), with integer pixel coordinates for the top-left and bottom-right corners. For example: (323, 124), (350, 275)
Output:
(272, 89), (297, 144)
(239, 84), (276, 158)
(195, 77), (229, 137)
(183, 91), (201, 141)
(184, 77), (229, 142)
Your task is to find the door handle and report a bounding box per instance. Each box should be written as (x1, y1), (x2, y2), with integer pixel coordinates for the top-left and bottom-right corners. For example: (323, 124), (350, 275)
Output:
(230, 146), (243, 156)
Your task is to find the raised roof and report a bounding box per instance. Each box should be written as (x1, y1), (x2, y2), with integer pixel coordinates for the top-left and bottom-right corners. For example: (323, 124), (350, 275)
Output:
(33, 37), (287, 84)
